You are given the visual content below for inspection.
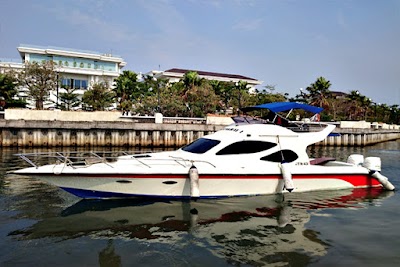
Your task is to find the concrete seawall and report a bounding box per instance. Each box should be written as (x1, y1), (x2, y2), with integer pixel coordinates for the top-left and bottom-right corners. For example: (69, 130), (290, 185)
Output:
(0, 120), (399, 148)
(0, 120), (225, 147)
(316, 128), (400, 146)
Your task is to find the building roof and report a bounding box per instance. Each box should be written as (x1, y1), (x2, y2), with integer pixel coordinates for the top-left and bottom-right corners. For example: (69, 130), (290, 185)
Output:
(330, 91), (348, 98)
(17, 44), (126, 66)
(164, 68), (260, 83)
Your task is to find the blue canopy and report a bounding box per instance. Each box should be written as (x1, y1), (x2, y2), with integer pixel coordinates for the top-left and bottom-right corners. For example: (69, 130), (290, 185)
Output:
(241, 102), (323, 114)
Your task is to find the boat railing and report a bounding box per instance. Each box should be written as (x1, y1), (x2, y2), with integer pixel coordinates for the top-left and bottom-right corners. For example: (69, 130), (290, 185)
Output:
(15, 151), (217, 170)
(168, 156), (217, 168)
(15, 151), (146, 169)
(233, 115), (329, 133)
(286, 121), (329, 132)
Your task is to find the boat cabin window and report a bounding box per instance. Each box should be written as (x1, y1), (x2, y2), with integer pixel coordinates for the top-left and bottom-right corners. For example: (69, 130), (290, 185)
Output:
(260, 150), (298, 163)
(181, 138), (221, 154)
(216, 141), (277, 155)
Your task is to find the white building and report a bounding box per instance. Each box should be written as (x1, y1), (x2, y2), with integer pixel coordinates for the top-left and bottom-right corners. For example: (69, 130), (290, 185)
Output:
(146, 68), (263, 92)
(1, 44), (126, 109)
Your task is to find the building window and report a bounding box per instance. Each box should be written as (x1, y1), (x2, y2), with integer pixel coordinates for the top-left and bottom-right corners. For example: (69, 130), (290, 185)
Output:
(61, 78), (71, 88)
(74, 80), (81, 88)
(81, 80), (87, 88)
(62, 78), (88, 89)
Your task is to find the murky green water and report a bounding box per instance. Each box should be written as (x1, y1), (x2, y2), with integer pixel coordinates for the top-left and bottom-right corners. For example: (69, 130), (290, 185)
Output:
(1, 141), (399, 266)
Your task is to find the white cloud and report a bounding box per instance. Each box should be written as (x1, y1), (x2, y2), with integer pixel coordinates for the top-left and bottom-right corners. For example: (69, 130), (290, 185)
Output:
(336, 10), (348, 30)
(45, 3), (135, 43)
(232, 18), (263, 31)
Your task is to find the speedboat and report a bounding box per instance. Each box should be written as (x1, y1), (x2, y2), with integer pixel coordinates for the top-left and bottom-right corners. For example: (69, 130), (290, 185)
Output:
(12, 102), (395, 199)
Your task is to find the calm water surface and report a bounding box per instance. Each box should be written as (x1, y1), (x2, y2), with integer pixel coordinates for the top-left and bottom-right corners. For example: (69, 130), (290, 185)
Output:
(1, 141), (399, 267)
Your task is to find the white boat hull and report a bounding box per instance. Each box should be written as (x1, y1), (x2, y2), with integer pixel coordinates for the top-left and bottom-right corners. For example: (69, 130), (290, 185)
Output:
(13, 164), (382, 199)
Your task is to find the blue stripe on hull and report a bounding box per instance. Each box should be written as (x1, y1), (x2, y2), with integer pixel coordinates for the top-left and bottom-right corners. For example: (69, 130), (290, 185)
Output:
(60, 187), (237, 199)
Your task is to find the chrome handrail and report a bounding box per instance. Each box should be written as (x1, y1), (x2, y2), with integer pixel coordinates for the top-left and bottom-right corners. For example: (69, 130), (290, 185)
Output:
(15, 151), (206, 170)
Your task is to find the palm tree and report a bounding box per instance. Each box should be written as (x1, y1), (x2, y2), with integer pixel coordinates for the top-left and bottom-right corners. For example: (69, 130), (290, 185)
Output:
(346, 90), (361, 120)
(141, 75), (168, 113)
(113, 70), (139, 109)
(306, 77), (332, 109)
(181, 71), (205, 99)
(210, 80), (233, 114)
(234, 80), (249, 115)
(345, 90), (373, 120)
(360, 96), (372, 120)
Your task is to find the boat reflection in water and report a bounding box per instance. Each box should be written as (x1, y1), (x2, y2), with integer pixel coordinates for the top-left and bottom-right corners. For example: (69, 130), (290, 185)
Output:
(10, 188), (394, 266)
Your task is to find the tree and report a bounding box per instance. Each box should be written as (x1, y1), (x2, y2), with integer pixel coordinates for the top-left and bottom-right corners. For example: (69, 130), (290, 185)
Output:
(305, 77), (332, 109)
(182, 71), (204, 90)
(181, 71), (205, 102)
(232, 80), (250, 115)
(135, 82), (186, 116)
(345, 90), (362, 120)
(210, 80), (234, 114)
(389, 105), (399, 124)
(57, 86), (81, 111)
(252, 85), (287, 105)
(184, 82), (219, 117)
(139, 75), (167, 112)
(113, 70), (139, 110)
(264, 84), (276, 94)
(0, 71), (26, 108)
(20, 61), (58, 110)
(0, 72), (17, 101)
(82, 82), (115, 111)
(344, 90), (372, 120)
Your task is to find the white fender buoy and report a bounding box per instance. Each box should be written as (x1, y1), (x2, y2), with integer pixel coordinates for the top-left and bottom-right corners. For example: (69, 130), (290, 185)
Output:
(370, 171), (395, 191)
(189, 165), (200, 198)
(280, 163), (294, 192)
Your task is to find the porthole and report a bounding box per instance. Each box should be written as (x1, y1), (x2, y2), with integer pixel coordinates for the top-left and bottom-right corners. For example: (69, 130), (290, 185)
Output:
(162, 181), (177, 185)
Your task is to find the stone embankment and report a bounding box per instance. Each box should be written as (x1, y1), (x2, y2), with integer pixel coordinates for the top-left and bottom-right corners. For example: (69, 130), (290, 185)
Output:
(0, 120), (225, 147)
(317, 128), (400, 146)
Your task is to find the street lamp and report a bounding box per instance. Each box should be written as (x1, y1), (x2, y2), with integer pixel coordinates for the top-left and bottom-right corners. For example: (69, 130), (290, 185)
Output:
(152, 77), (160, 113)
(56, 72), (59, 108)
(235, 81), (241, 116)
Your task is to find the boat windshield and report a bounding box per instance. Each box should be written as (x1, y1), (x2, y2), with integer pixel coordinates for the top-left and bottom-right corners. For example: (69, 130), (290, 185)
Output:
(181, 138), (221, 154)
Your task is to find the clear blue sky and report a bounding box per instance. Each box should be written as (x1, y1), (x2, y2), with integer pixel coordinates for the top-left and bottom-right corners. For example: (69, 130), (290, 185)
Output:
(1, 0), (399, 105)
